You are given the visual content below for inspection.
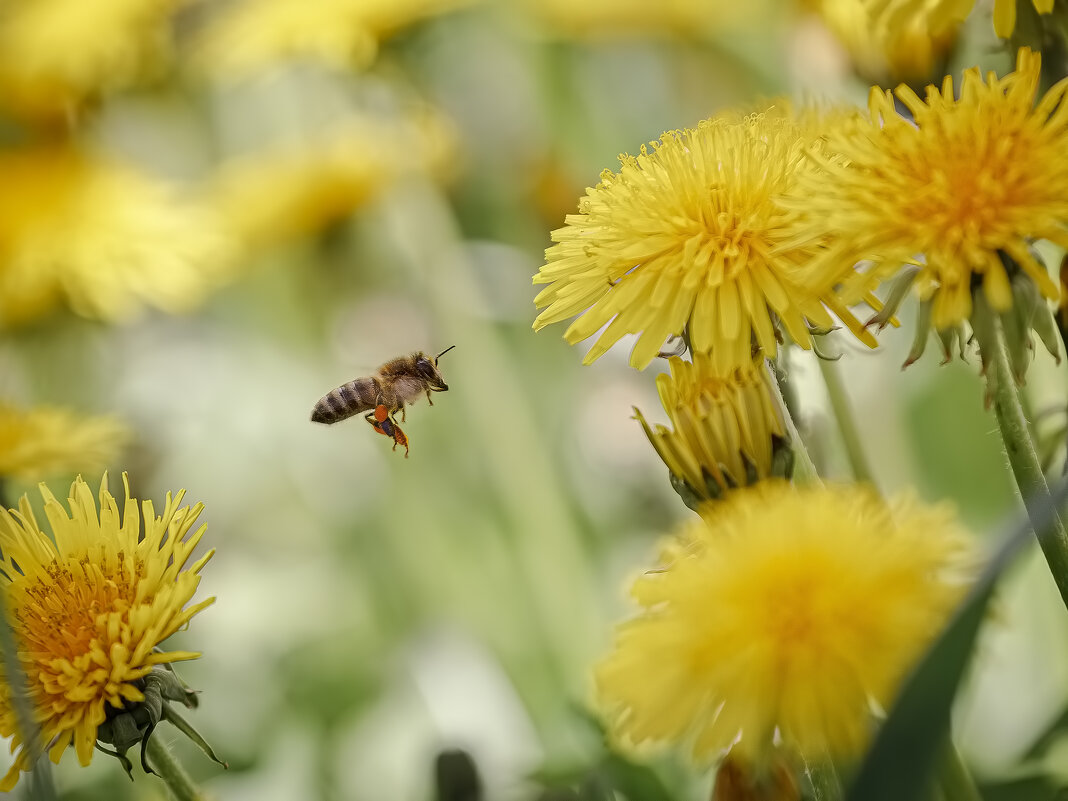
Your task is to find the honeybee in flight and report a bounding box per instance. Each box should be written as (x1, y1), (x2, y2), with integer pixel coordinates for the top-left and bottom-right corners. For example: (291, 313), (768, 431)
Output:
(311, 346), (455, 457)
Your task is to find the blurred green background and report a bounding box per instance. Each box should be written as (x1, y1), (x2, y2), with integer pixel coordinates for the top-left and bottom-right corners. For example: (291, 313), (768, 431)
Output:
(1, 1), (1067, 799)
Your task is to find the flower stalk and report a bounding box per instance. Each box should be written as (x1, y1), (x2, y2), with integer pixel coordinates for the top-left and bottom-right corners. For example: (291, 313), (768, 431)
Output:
(971, 292), (1068, 611)
(766, 361), (820, 485)
(817, 357), (876, 485)
(146, 736), (206, 801)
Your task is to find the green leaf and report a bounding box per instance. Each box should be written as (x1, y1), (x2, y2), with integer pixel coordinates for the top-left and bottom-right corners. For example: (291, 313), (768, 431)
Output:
(846, 482), (1068, 801)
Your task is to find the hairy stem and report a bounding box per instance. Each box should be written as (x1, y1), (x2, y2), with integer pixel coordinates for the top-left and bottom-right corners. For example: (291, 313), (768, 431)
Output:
(817, 357), (876, 484)
(146, 736), (205, 801)
(971, 296), (1068, 612)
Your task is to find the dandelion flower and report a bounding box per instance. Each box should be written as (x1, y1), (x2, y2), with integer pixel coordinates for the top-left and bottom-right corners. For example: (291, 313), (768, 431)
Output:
(0, 404), (128, 482)
(597, 481), (969, 761)
(532, 109), (877, 371)
(193, 0), (468, 78)
(0, 146), (234, 327)
(0, 473), (215, 789)
(0, 0), (182, 123)
(635, 354), (789, 505)
(805, 48), (1068, 338)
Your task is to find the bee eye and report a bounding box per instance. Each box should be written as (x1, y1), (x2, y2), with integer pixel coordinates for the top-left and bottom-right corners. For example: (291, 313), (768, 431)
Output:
(416, 358), (434, 377)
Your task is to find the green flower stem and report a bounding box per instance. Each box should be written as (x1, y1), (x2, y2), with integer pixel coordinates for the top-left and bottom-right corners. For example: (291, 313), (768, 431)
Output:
(767, 361), (821, 485)
(971, 297), (1068, 612)
(146, 736), (206, 801)
(817, 357), (876, 485)
(937, 742), (982, 801)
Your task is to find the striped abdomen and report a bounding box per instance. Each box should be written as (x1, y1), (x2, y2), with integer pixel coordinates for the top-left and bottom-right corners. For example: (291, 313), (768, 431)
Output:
(311, 377), (379, 424)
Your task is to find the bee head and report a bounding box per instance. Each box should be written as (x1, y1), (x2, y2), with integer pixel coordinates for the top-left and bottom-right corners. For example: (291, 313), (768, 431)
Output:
(416, 346), (453, 391)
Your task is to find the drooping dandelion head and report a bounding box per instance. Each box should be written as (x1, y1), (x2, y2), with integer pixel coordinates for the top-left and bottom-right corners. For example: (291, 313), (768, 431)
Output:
(635, 354), (789, 506)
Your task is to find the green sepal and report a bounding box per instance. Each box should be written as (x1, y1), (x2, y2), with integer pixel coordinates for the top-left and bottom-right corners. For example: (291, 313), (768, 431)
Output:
(162, 703), (229, 769)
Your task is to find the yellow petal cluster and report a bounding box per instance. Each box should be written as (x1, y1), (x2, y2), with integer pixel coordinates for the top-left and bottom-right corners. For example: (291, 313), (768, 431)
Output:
(533, 108), (876, 371)
(0, 473), (214, 790)
(804, 47), (1068, 331)
(597, 481), (969, 761)
(0, 146), (235, 327)
(0, 404), (128, 483)
(0, 0), (183, 123)
(635, 355), (785, 502)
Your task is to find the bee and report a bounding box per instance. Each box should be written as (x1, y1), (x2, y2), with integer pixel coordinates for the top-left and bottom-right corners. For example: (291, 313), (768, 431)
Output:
(311, 346), (455, 455)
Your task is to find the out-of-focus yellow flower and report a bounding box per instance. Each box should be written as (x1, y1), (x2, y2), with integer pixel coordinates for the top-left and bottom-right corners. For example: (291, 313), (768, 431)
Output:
(521, 0), (771, 38)
(0, 146), (234, 327)
(532, 107), (877, 371)
(597, 481), (970, 761)
(0, 404), (128, 482)
(0, 0), (183, 123)
(810, 0), (958, 81)
(208, 114), (456, 248)
(0, 473), (214, 790)
(860, 0), (1052, 42)
(802, 48), (1068, 338)
(635, 355), (788, 504)
(193, 0), (469, 78)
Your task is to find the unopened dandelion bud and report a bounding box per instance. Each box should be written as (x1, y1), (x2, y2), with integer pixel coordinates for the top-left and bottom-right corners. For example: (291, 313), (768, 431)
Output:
(636, 355), (788, 507)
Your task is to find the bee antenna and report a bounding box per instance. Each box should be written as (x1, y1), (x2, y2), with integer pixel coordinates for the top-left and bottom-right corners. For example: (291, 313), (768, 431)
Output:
(435, 345), (456, 363)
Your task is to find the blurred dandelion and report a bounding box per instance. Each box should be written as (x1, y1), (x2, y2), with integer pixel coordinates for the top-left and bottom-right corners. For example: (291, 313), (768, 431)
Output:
(522, 0), (770, 38)
(192, 0), (470, 79)
(0, 473), (216, 789)
(596, 481), (970, 761)
(807, 0), (958, 81)
(209, 113), (456, 249)
(634, 354), (789, 506)
(860, 0), (1053, 39)
(0, 145), (235, 327)
(804, 48), (1068, 363)
(0, 0), (183, 123)
(0, 404), (128, 483)
(532, 108), (877, 371)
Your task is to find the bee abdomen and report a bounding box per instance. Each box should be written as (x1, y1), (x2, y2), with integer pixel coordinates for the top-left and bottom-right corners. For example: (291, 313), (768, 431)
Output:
(311, 379), (377, 424)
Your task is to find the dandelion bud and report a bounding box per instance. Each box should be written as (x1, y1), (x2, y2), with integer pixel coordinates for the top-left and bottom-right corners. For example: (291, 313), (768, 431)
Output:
(635, 355), (790, 509)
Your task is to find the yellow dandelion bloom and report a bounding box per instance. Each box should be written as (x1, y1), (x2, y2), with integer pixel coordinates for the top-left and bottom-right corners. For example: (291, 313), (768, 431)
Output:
(596, 481), (969, 761)
(635, 355), (788, 504)
(0, 146), (234, 327)
(193, 0), (468, 78)
(532, 109), (877, 371)
(805, 47), (1068, 333)
(0, 0), (182, 123)
(0, 404), (128, 482)
(861, 0), (1053, 39)
(0, 473), (214, 789)
(209, 114), (455, 248)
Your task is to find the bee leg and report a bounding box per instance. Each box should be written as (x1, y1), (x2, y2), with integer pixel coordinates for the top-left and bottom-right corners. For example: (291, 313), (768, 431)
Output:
(399, 404), (407, 423)
(425, 389), (434, 406)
